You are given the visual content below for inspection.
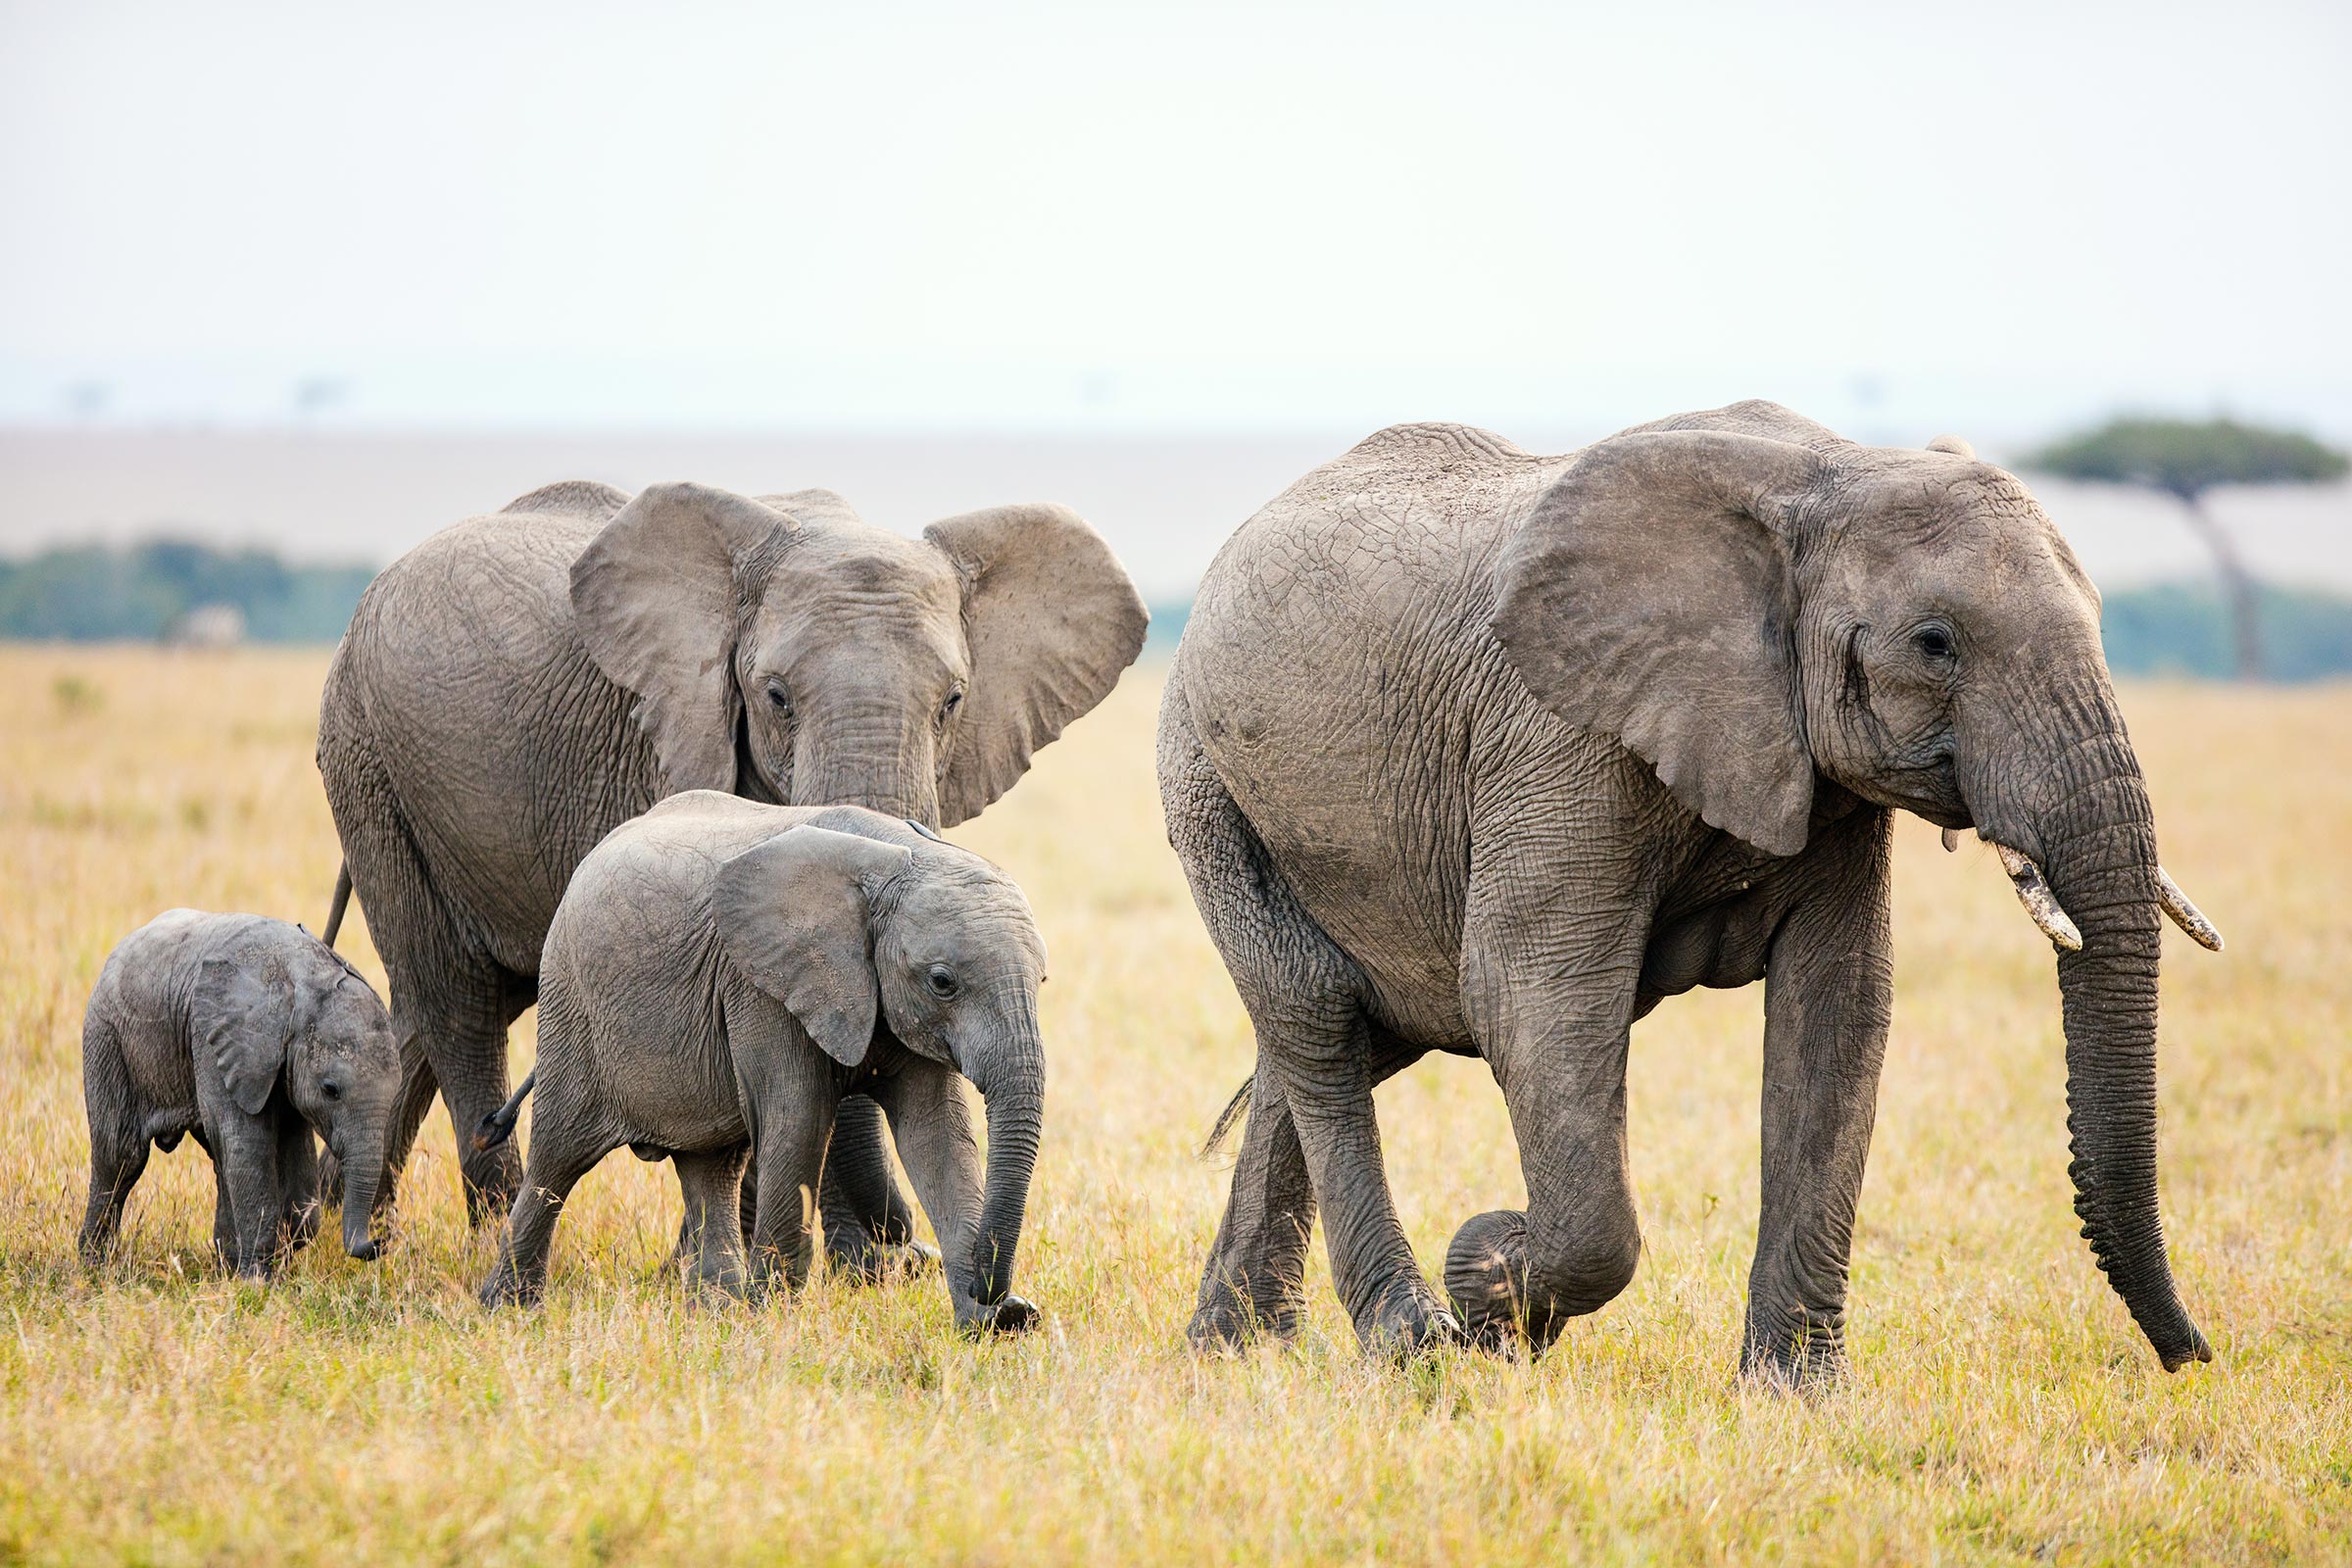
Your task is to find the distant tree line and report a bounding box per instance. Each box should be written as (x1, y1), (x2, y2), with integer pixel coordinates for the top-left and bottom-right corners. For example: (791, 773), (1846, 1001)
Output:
(0, 540), (375, 643)
(5, 543), (2351, 681)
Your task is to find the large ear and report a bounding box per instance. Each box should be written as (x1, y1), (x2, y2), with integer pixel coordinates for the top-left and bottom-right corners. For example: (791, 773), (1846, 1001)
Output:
(194, 953), (296, 1116)
(569, 482), (797, 794)
(924, 504), (1149, 827)
(1493, 430), (1830, 858)
(714, 825), (913, 1067)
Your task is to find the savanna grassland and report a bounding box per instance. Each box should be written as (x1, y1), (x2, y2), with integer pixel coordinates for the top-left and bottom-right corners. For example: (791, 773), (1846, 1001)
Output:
(1, 645), (2347, 1566)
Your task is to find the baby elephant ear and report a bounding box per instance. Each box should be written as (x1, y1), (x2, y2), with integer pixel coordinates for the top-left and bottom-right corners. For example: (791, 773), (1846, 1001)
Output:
(194, 954), (296, 1116)
(569, 482), (798, 796)
(714, 826), (914, 1067)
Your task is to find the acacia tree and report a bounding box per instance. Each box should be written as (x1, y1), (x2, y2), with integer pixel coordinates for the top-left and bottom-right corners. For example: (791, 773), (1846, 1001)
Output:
(2026, 416), (2348, 679)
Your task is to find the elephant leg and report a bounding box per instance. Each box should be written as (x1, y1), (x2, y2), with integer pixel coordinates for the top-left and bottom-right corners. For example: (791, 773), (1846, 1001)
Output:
(1190, 1069), (1316, 1347)
(744, 1106), (836, 1300)
(214, 1110), (288, 1282)
(210, 1156), (236, 1265)
(77, 1117), (150, 1268)
(275, 1115), (321, 1254)
(1161, 696), (1451, 1355)
(673, 1145), (752, 1297)
(1191, 1027), (1429, 1348)
(380, 960), (532, 1228)
(1743, 810), (1894, 1386)
(817, 1096), (937, 1284)
(318, 726), (528, 1228)
(1446, 878), (1653, 1355)
(479, 1098), (611, 1309)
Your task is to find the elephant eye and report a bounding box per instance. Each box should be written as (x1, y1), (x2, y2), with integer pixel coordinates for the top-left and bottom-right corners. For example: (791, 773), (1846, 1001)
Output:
(1915, 625), (1955, 662)
(767, 682), (793, 715)
(925, 964), (958, 999)
(321, 1080), (343, 1102)
(938, 686), (964, 725)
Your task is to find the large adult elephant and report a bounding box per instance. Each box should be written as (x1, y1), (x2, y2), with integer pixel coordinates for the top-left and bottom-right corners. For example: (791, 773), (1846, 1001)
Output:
(318, 477), (1146, 1265)
(1162, 402), (2223, 1381)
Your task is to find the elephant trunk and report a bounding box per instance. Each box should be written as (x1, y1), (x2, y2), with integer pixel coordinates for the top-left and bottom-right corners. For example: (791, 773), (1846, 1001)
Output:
(790, 706), (941, 828)
(340, 1132), (383, 1261)
(2010, 696), (2209, 1370)
(966, 1023), (1046, 1306)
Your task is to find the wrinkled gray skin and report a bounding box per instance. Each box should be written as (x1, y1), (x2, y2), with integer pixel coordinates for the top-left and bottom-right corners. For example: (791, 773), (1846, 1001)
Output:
(480, 795), (1048, 1334)
(1164, 402), (2212, 1382)
(318, 479), (1144, 1269)
(78, 910), (401, 1278)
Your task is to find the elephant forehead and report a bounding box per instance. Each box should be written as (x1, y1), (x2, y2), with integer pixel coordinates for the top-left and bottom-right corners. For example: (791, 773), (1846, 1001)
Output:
(784, 527), (959, 598)
(753, 534), (964, 646)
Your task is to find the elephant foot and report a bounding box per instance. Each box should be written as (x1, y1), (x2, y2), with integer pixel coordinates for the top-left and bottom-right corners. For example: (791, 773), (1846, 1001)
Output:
(1740, 1311), (1849, 1390)
(960, 1294), (1043, 1338)
(1445, 1208), (1534, 1353)
(1187, 1266), (1303, 1351)
(478, 1259), (535, 1309)
(826, 1233), (941, 1287)
(1355, 1277), (1464, 1360)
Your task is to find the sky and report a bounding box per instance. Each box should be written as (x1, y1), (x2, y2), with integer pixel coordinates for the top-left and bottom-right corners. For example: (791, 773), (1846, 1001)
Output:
(4, 0), (2350, 440)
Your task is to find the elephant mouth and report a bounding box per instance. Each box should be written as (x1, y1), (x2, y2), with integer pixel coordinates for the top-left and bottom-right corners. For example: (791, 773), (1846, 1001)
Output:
(1942, 827), (2224, 954)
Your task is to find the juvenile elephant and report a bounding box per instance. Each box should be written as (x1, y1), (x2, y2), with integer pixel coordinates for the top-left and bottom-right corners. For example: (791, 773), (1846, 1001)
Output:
(1164, 403), (2224, 1380)
(78, 910), (401, 1278)
(318, 478), (1144, 1263)
(479, 795), (1047, 1334)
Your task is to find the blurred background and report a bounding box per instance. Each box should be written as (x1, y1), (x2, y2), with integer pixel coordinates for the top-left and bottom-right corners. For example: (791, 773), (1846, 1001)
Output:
(4, 0), (2347, 674)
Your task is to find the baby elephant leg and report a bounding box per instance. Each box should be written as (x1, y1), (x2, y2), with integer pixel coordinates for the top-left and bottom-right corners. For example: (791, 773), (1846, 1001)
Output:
(77, 1020), (150, 1268)
(674, 1144), (752, 1297)
(78, 1119), (151, 1268)
(213, 1111), (290, 1282)
(480, 1103), (612, 1308)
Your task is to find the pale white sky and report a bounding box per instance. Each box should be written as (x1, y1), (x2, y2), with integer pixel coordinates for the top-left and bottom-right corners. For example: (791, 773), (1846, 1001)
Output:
(3, 0), (2349, 436)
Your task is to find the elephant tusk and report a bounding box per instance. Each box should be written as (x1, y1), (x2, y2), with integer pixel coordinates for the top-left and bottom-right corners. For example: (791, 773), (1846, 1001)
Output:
(1941, 827), (1963, 853)
(2157, 866), (2225, 952)
(1992, 842), (2082, 953)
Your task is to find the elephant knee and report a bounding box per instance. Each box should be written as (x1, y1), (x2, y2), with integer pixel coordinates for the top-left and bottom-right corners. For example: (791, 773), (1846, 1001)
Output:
(1528, 1222), (1642, 1325)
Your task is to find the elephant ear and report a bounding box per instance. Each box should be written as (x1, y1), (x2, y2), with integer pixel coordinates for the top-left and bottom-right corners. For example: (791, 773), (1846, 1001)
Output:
(193, 951), (296, 1116)
(570, 483), (797, 795)
(1493, 430), (1830, 858)
(924, 504), (1149, 827)
(714, 825), (913, 1067)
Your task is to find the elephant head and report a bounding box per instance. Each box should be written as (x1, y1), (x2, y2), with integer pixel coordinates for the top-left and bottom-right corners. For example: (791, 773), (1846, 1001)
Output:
(1493, 402), (2221, 1371)
(713, 823), (1049, 1319)
(194, 938), (402, 1260)
(568, 482), (1149, 828)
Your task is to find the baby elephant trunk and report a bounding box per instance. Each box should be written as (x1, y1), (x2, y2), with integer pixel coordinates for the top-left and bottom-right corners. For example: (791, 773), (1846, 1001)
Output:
(968, 1028), (1046, 1306)
(340, 1132), (384, 1261)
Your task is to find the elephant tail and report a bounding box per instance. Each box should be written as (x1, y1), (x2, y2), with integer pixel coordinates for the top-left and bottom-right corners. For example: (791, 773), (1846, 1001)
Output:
(1200, 1075), (1252, 1157)
(321, 862), (353, 949)
(472, 1071), (535, 1152)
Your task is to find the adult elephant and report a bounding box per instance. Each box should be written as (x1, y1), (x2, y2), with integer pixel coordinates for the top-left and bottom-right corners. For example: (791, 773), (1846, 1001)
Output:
(318, 477), (1146, 1267)
(1162, 402), (2223, 1381)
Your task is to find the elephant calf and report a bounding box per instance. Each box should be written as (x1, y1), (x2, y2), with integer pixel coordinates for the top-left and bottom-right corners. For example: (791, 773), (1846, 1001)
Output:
(78, 910), (401, 1278)
(480, 795), (1048, 1334)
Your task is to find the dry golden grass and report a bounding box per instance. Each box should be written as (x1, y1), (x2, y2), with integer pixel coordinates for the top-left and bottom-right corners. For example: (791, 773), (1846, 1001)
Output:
(1, 644), (2347, 1565)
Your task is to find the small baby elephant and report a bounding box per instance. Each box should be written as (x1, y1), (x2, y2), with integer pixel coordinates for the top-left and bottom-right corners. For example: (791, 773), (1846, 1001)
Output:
(480, 795), (1047, 1333)
(79, 910), (401, 1278)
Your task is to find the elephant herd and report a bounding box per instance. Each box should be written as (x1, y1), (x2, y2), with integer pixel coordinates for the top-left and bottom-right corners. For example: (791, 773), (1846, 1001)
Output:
(76, 401), (2227, 1382)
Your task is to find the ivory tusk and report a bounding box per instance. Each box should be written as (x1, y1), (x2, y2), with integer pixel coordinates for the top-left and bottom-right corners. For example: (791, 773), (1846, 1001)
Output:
(1992, 842), (2082, 953)
(1941, 827), (1963, 853)
(2157, 866), (2225, 952)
